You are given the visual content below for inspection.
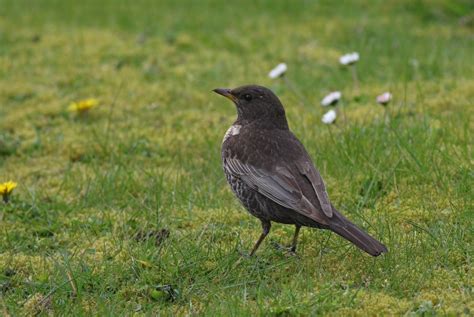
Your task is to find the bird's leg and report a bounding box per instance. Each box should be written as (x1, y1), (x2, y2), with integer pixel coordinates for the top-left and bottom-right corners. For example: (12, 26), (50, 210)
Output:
(249, 221), (271, 256)
(290, 225), (301, 253)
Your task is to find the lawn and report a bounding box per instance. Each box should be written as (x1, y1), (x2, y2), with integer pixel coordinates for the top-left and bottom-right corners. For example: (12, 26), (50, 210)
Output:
(0, 0), (473, 315)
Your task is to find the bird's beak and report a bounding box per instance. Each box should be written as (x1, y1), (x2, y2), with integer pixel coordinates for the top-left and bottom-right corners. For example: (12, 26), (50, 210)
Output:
(213, 88), (237, 103)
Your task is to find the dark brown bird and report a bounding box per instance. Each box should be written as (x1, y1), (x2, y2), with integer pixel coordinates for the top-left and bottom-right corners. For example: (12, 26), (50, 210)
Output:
(213, 84), (387, 257)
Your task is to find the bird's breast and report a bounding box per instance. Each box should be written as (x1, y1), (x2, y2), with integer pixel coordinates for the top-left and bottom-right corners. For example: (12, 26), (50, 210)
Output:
(222, 124), (241, 144)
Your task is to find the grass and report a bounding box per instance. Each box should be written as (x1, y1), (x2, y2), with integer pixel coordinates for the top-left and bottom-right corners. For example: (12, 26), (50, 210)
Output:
(0, 0), (473, 315)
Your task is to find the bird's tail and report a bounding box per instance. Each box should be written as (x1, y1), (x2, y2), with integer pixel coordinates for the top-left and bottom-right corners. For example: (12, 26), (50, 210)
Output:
(329, 211), (387, 257)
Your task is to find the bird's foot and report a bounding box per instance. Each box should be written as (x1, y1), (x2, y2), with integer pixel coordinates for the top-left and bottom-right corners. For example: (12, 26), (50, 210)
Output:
(237, 250), (253, 258)
(231, 250), (253, 269)
(271, 242), (298, 257)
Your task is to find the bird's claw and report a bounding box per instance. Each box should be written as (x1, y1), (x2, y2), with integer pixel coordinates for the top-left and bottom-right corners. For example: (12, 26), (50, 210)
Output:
(238, 250), (253, 258)
(271, 242), (298, 257)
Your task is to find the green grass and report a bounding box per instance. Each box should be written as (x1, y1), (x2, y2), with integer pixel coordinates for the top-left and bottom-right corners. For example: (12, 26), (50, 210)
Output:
(0, 0), (473, 315)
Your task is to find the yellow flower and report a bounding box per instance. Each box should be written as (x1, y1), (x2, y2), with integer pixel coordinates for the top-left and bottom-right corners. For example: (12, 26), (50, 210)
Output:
(0, 181), (17, 195)
(68, 98), (99, 113)
(0, 181), (17, 203)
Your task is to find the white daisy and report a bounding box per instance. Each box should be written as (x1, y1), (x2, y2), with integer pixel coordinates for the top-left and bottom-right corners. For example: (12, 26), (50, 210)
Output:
(321, 109), (337, 124)
(376, 92), (392, 105)
(339, 52), (359, 65)
(268, 63), (287, 79)
(321, 91), (342, 107)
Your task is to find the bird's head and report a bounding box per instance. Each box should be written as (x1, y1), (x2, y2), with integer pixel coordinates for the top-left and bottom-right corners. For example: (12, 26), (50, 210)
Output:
(213, 85), (288, 129)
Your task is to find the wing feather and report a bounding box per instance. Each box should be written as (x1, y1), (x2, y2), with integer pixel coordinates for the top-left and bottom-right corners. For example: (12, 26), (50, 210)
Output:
(224, 157), (326, 222)
(296, 160), (333, 217)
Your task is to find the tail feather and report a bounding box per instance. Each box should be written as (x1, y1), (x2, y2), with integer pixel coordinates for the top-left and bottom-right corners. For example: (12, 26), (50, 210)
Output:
(329, 212), (387, 257)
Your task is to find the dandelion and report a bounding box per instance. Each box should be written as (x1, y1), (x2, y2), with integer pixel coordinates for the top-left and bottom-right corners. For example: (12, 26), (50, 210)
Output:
(268, 63), (287, 79)
(339, 52), (359, 65)
(321, 91), (342, 107)
(376, 92), (392, 106)
(0, 180), (17, 203)
(339, 52), (360, 96)
(321, 109), (337, 124)
(68, 98), (99, 114)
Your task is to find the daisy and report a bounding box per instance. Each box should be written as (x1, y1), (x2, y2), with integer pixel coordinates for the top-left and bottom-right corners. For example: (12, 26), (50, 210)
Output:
(321, 91), (342, 107)
(339, 52), (360, 96)
(376, 92), (392, 105)
(268, 63), (287, 79)
(321, 109), (337, 124)
(339, 52), (359, 65)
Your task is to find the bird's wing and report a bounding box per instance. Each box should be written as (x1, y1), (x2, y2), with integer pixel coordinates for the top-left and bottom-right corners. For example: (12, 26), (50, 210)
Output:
(224, 157), (328, 224)
(296, 160), (333, 218)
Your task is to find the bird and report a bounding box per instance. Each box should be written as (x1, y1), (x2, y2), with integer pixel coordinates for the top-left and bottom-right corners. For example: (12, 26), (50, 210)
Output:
(213, 84), (388, 257)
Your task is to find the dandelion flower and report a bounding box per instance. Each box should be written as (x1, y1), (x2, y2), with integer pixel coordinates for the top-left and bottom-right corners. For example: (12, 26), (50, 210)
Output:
(69, 98), (99, 114)
(0, 181), (17, 195)
(0, 180), (17, 203)
(376, 92), (392, 106)
(321, 109), (337, 124)
(339, 52), (359, 65)
(321, 91), (342, 107)
(268, 63), (287, 79)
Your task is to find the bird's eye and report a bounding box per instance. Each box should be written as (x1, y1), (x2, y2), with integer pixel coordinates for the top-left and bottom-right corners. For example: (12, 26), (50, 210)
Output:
(243, 94), (252, 101)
